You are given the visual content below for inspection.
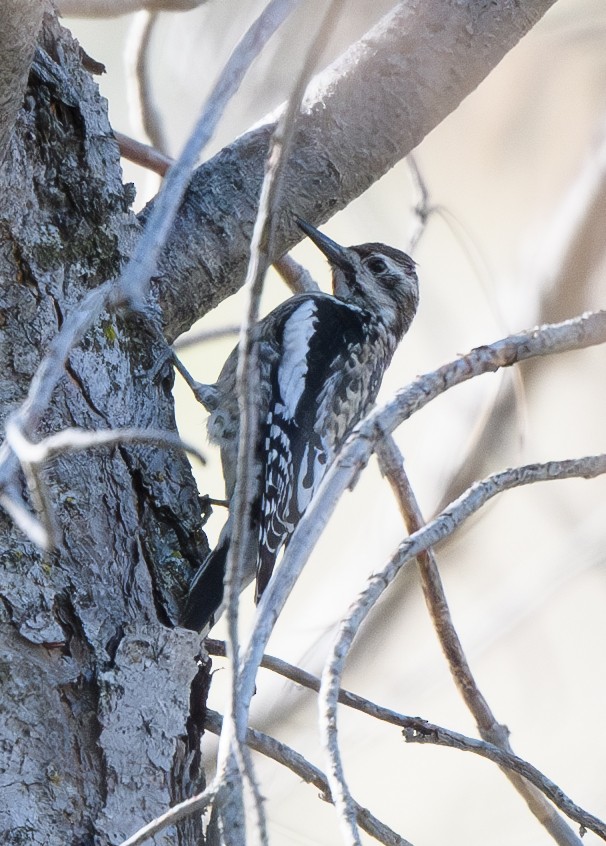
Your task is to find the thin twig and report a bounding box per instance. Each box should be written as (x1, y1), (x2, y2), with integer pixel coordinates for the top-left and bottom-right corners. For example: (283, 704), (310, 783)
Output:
(115, 131), (172, 176)
(1, 421), (206, 548)
(406, 153), (533, 518)
(0, 490), (48, 549)
(173, 324), (240, 351)
(231, 0), (349, 725)
(125, 11), (169, 153)
(5, 421), (206, 466)
(220, 2), (342, 840)
(318, 452), (606, 845)
(273, 254), (320, 294)
(117, 0), (300, 310)
(205, 638), (606, 838)
(204, 709), (413, 846)
(18, 457), (60, 549)
(377, 436), (504, 737)
(377, 434), (584, 846)
(406, 153), (434, 253)
(119, 780), (218, 846)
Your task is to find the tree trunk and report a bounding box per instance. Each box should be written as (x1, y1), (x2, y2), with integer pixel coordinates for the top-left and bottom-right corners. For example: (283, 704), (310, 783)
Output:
(0, 12), (209, 845)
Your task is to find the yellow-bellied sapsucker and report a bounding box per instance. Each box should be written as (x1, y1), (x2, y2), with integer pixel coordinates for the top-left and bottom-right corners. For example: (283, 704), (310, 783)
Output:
(181, 218), (419, 631)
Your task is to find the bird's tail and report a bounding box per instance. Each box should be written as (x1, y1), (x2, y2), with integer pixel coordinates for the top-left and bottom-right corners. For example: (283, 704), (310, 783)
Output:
(180, 536), (229, 632)
(180, 514), (260, 631)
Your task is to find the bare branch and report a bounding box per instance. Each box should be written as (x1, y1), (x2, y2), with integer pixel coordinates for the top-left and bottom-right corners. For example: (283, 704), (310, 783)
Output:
(0, 0), (44, 162)
(205, 709), (414, 846)
(273, 255), (320, 294)
(318, 452), (606, 845)
(377, 436), (505, 737)
(0, 490), (49, 550)
(118, 0), (300, 310)
(119, 780), (218, 846)
(206, 638), (606, 840)
(125, 11), (168, 153)
(59, 0), (207, 17)
(403, 725), (606, 840)
(432, 122), (606, 514)
(219, 3), (346, 840)
(377, 434), (583, 846)
(405, 154), (434, 253)
(2, 420), (206, 548)
(5, 421), (206, 467)
(173, 324), (240, 351)
(115, 131), (172, 176)
(155, 0), (559, 340)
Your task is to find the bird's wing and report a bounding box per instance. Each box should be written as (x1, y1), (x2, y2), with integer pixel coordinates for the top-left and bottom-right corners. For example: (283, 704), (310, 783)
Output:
(255, 295), (367, 598)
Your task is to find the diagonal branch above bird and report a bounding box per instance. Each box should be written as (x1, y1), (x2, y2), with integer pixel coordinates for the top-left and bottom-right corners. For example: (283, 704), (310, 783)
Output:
(180, 218), (419, 632)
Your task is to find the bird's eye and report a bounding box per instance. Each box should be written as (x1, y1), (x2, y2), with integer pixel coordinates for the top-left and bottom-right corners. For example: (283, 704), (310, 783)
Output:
(366, 256), (388, 274)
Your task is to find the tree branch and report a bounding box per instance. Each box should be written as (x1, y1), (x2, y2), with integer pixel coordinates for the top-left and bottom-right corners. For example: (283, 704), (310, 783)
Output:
(205, 709), (413, 846)
(377, 434), (584, 846)
(318, 452), (606, 844)
(153, 0), (559, 340)
(58, 0), (207, 17)
(206, 638), (606, 842)
(115, 131), (172, 176)
(125, 11), (168, 153)
(119, 782), (218, 846)
(217, 4), (346, 842)
(119, 0), (300, 310)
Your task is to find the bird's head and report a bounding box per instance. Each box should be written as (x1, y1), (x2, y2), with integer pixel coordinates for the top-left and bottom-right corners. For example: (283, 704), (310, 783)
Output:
(296, 218), (419, 340)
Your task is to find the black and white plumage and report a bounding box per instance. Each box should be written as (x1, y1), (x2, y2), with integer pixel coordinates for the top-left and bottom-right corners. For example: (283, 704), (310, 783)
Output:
(181, 218), (419, 631)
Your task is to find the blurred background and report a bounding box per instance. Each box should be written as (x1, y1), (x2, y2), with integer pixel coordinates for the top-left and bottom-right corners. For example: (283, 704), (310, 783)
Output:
(63, 2), (606, 844)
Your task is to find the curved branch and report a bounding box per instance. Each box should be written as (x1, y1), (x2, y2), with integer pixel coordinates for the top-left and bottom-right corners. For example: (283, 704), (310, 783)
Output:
(217, 5), (347, 842)
(153, 0), (558, 339)
(207, 639), (605, 842)
(119, 781), (218, 846)
(125, 11), (168, 152)
(318, 453), (606, 844)
(205, 709), (413, 846)
(119, 0), (300, 310)
(377, 434), (582, 846)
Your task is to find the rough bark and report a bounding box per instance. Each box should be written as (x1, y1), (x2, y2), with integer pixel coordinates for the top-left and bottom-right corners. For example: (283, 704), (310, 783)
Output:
(0, 12), (208, 846)
(0, 0), (44, 162)
(0, 2), (558, 844)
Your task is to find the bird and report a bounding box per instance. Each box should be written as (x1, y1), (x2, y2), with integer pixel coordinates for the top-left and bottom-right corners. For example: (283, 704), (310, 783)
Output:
(180, 218), (419, 631)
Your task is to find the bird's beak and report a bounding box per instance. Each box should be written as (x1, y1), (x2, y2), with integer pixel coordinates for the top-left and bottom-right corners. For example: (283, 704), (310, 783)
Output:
(295, 217), (353, 272)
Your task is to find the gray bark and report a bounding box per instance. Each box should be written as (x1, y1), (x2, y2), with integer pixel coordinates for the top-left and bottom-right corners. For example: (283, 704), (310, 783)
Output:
(0, 12), (208, 846)
(0, 2), (557, 844)
(0, 0), (44, 162)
